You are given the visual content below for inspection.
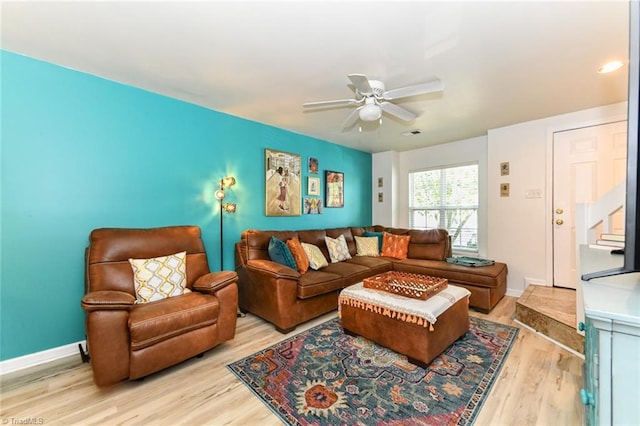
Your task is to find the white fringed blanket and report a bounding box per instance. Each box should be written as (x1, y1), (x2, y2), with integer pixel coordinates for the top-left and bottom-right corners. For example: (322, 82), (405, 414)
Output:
(338, 282), (470, 330)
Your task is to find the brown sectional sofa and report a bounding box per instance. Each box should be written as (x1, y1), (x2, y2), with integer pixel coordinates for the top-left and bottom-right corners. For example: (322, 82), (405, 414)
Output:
(234, 225), (507, 333)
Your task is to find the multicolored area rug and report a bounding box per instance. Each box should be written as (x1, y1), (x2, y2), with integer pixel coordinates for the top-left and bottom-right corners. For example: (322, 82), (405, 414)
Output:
(228, 316), (518, 425)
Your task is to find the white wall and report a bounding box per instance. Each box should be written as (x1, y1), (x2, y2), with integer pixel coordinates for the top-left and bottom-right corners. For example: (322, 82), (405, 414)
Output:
(372, 150), (398, 226)
(373, 102), (627, 297)
(488, 102), (627, 296)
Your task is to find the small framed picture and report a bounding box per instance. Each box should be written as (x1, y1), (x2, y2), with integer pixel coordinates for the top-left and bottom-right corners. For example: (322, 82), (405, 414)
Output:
(308, 176), (320, 196)
(325, 170), (344, 208)
(308, 157), (319, 174)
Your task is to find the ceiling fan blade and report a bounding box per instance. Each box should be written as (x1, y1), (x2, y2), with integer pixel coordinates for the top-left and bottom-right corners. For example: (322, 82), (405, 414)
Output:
(303, 99), (361, 108)
(347, 74), (373, 96)
(382, 79), (444, 100)
(380, 102), (416, 121)
(341, 107), (362, 130)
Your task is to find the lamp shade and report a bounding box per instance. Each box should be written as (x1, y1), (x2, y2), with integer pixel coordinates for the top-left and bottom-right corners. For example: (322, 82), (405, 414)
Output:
(214, 189), (226, 200)
(223, 203), (236, 213)
(359, 104), (382, 122)
(221, 176), (236, 188)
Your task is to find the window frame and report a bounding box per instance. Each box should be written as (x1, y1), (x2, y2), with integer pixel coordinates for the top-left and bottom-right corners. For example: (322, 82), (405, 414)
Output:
(408, 161), (480, 254)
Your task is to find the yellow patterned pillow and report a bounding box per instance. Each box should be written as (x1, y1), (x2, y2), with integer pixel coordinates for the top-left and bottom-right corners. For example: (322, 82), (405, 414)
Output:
(129, 251), (191, 303)
(325, 234), (353, 263)
(354, 236), (380, 257)
(301, 242), (329, 270)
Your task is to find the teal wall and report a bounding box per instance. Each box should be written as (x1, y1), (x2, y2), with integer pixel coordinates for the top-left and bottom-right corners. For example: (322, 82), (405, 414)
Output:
(0, 51), (372, 361)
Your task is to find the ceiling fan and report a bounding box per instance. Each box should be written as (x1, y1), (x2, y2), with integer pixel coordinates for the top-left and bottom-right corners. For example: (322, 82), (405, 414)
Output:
(303, 74), (444, 130)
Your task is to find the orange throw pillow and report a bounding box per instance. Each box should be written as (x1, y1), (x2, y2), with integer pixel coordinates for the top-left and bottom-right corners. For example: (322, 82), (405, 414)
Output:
(287, 236), (310, 274)
(380, 232), (411, 260)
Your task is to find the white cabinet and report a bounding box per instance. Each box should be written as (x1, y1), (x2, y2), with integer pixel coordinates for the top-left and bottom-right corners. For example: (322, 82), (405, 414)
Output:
(579, 246), (640, 425)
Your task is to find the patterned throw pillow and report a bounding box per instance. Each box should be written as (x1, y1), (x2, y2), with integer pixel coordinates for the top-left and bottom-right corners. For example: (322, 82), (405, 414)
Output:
(354, 236), (380, 257)
(268, 237), (298, 270)
(325, 234), (353, 263)
(301, 242), (329, 270)
(364, 231), (384, 252)
(380, 232), (411, 260)
(286, 236), (309, 274)
(129, 251), (191, 304)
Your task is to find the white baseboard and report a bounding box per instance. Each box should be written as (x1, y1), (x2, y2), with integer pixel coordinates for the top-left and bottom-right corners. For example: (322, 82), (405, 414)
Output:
(506, 288), (523, 298)
(0, 340), (86, 376)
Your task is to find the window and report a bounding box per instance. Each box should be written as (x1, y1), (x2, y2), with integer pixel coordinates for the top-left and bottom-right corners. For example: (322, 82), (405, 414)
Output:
(409, 163), (479, 252)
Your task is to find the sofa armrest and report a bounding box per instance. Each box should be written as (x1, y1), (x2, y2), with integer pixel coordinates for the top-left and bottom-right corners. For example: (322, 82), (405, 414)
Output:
(193, 270), (238, 294)
(81, 290), (135, 312)
(246, 259), (300, 279)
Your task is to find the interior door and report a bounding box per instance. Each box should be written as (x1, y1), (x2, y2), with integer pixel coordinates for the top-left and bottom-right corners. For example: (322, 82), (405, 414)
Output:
(552, 121), (627, 289)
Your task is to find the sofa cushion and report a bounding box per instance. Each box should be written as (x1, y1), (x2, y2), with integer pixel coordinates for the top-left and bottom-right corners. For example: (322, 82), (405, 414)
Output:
(322, 261), (372, 286)
(129, 251), (191, 304)
(355, 236), (380, 257)
(381, 232), (411, 260)
(325, 234), (353, 263)
(297, 270), (344, 299)
(345, 256), (393, 275)
(268, 237), (297, 270)
(364, 231), (384, 252)
(301, 242), (329, 270)
(128, 291), (219, 351)
(286, 237), (309, 274)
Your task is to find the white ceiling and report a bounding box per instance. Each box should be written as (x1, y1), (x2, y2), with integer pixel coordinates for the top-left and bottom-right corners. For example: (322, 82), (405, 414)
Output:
(1, 1), (631, 153)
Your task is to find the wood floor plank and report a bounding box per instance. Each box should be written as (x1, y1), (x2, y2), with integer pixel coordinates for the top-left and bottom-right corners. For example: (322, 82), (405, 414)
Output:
(0, 297), (583, 425)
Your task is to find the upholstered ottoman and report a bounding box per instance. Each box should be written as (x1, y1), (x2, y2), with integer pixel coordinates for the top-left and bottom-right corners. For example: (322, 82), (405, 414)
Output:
(338, 282), (471, 367)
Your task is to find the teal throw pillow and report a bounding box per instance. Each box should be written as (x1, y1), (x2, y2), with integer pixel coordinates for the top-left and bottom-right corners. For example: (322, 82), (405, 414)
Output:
(268, 237), (298, 270)
(364, 231), (384, 252)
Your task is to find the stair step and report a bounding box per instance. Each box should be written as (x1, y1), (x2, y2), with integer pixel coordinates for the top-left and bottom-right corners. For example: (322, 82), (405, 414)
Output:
(515, 285), (584, 354)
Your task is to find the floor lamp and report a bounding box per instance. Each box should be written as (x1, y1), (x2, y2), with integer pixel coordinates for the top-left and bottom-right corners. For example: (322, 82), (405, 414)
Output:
(214, 176), (236, 270)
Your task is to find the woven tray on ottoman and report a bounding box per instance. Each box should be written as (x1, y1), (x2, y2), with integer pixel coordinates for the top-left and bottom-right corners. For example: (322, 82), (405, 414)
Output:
(363, 271), (448, 300)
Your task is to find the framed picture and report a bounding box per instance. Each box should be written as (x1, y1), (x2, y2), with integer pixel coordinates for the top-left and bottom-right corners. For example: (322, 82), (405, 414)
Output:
(304, 198), (323, 214)
(308, 157), (319, 174)
(325, 170), (344, 208)
(308, 176), (320, 196)
(265, 148), (301, 216)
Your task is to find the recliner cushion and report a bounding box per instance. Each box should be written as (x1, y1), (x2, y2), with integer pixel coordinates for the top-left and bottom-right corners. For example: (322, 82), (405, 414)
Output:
(129, 251), (191, 303)
(128, 292), (219, 351)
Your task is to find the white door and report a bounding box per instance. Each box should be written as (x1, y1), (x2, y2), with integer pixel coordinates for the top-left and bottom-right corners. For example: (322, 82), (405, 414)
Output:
(553, 121), (627, 289)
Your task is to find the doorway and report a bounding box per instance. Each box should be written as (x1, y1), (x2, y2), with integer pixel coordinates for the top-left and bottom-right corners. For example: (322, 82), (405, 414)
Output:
(552, 121), (627, 289)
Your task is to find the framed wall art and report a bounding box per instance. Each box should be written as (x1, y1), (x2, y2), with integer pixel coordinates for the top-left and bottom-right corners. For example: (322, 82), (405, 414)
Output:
(265, 148), (301, 216)
(304, 198), (323, 214)
(308, 157), (319, 174)
(307, 176), (320, 196)
(325, 170), (344, 208)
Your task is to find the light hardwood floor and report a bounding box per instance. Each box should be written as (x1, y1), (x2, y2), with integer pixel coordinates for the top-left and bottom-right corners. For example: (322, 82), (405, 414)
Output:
(0, 296), (584, 425)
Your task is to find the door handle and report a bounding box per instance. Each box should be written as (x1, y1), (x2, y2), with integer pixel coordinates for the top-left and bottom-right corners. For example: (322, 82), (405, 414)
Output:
(555, 208), (564, 214)
(555, 219), (564, 225)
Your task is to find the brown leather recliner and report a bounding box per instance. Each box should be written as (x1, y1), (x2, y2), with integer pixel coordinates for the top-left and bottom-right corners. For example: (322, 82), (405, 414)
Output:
(81, 225), (238, 386)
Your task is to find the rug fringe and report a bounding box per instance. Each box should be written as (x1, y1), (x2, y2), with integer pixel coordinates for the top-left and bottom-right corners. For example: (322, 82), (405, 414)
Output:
(338, 296), (433, 330)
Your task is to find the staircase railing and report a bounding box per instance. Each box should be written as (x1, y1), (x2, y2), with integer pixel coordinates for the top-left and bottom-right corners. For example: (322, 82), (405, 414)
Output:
(575, 182), (625, 245)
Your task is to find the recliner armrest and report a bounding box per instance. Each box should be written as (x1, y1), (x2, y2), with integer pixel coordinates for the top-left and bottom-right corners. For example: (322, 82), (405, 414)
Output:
(81, 290), (135, 312)
(193, 270), (238, 294)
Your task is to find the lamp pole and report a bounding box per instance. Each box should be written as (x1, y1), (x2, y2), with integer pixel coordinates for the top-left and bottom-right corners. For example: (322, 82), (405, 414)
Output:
(215, 177), (236, 271)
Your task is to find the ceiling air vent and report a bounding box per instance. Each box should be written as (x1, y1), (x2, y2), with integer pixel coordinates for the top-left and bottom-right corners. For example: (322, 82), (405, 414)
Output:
(402, 129), (422, 136)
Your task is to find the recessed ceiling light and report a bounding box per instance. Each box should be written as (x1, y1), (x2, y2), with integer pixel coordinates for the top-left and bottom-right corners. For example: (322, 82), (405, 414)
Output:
(598, 60), (624, 74)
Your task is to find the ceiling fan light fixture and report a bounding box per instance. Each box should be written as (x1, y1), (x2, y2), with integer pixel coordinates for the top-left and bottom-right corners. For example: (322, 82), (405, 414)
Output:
(359, 104), (382, 121)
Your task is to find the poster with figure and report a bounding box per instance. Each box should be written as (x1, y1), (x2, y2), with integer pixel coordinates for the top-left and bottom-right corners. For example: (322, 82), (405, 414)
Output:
(325, 170), (344, 208)
(265, 148), (301, 216)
